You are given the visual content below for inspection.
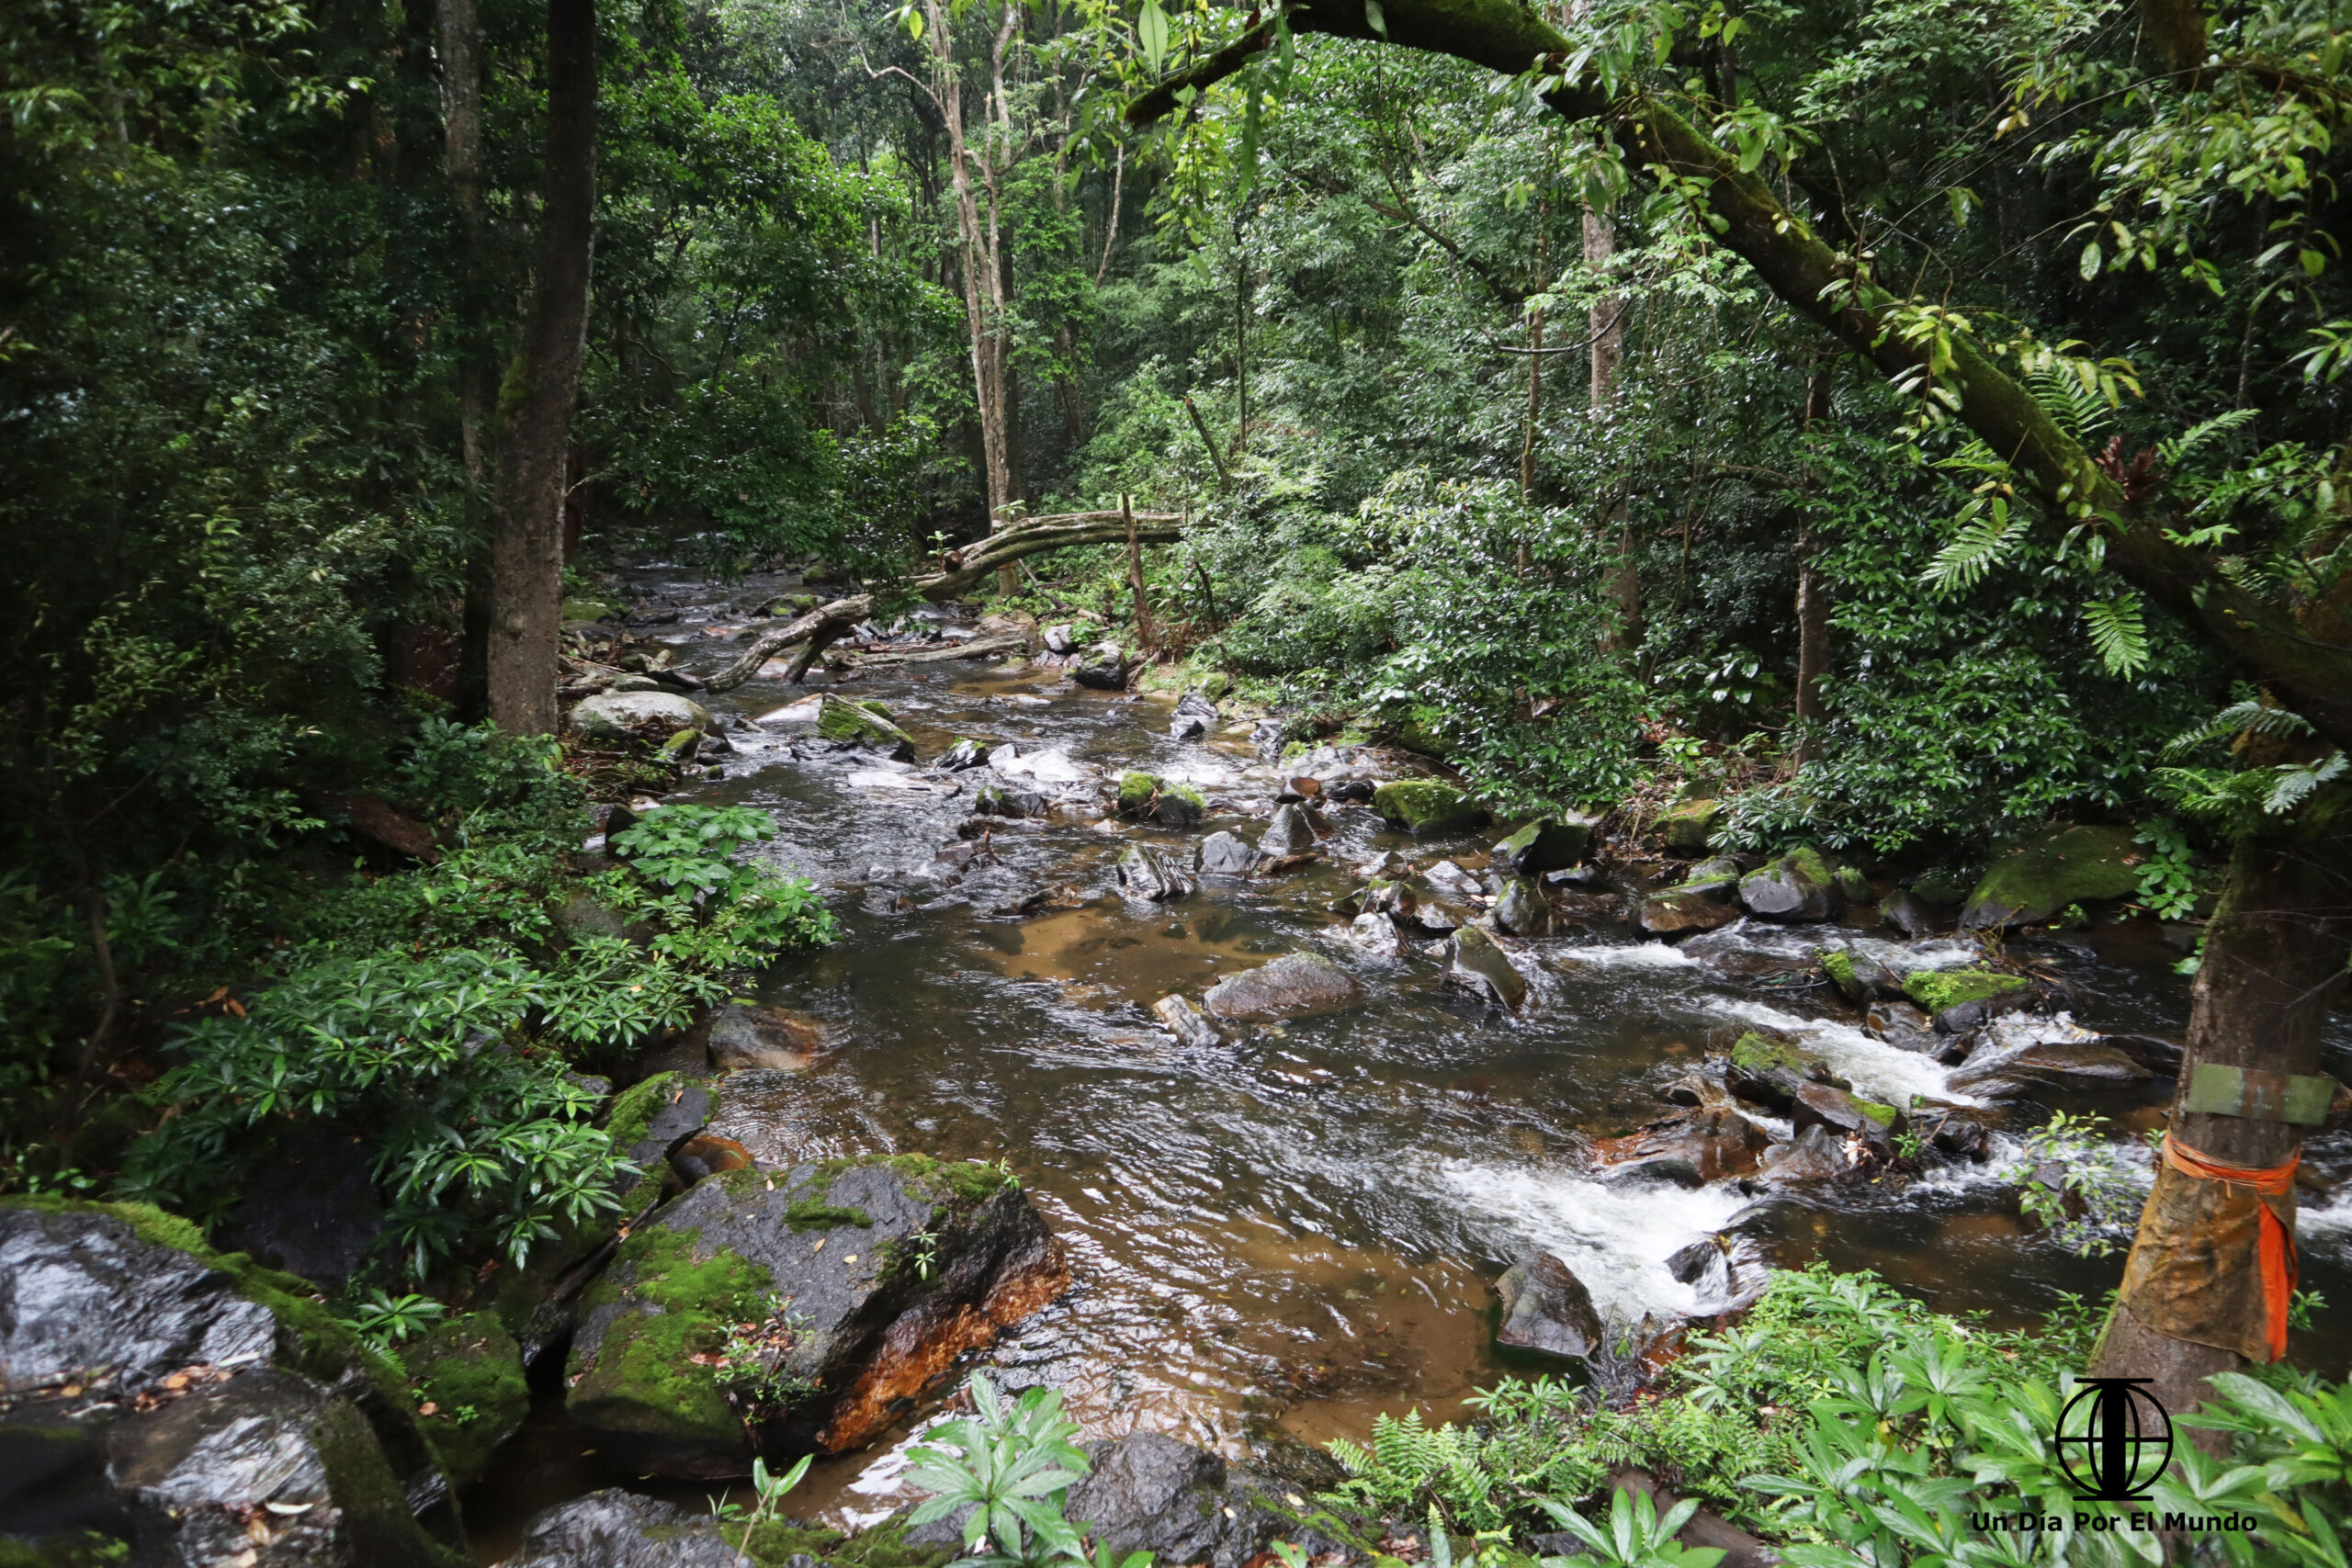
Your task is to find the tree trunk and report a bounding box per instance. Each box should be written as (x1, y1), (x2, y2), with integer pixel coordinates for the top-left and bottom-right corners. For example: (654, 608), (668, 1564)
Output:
(2091, 791), (2352, 1419)
(1793, 362), (1833, 756)
(1587, 203), (1638, 649)
(486, 0), (597, 736)
(440, 0), (496, 716)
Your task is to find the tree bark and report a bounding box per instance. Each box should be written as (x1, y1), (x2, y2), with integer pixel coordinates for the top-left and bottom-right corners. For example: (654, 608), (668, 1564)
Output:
(1587, 202), (1638, 650)
(1794, 362), (1834, 756)
(2091, 790), (2352, 1418)
(486, 0), (597, 736)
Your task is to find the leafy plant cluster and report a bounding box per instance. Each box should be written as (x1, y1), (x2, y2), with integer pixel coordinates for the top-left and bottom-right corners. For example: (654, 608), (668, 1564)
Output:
(112, 731), (832, 1279)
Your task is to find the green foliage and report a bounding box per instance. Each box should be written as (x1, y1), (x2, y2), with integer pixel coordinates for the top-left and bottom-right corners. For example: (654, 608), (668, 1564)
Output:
(1899, 968), (2027, 1015)
(906, 1377), (1136, 1568)
(2011, 1111), (2147, 1259)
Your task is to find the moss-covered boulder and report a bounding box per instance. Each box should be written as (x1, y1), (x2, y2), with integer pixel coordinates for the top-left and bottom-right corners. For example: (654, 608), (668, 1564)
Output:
(0, 1201), (459, 1568)
(565, 1156), (1067, 1477)
(1492, 812), (1598, 873)
(1656, 798), (1721, 852)
(405, 1313), (529, 1488)
(562, 598), (625, 624)
(1902, 966), (2033, 1032)
(817, 694), (916, 750)
(1115, 770), (1159, 816)
(1371, 779), (1487, 836)
(1737, 847), (1838, 922)
(1959, 824), (2142, 930)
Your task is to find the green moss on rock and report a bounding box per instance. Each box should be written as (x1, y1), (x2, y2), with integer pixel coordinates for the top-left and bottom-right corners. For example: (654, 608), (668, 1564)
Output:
(1961, 824), (2142, 929)
(1657, 798), (1720, 852)
(1729, 1032), (1804, 1071)
(1116, 771), (1160, 815)
(1853, 1099), (1899, 1128)
(1372, 779), (1486, 836)
(405, 1312), (529, 1487)
(1819, 950), (1857, 988)
(568, 1223), (765, 1454)
(785, 1201), (874, 1231)
(1902, 967), (2028, 1015)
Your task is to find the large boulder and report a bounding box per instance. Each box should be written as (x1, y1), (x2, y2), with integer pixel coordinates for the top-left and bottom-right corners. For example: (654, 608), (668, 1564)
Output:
(497, 1492), (739, 1568)
(1070, 643), (1132, 690)
(566, 1156), (1068, 1476)
(1204, 953), (1365, 1021)
(1901, 966), (2035, 1032)
(1737, 849), (1838, 922)
(1371, 780), (1487, 837)
(1446, 928), (1527, 1010)
(0, 1202), (457, 1568)
(215, 1123), (385, 1289)
(1492, 814), (1598, 874)
(1493, 1250), (1603, 1360)
(1656, 798), (1722, 852)
(1960, 824), (2142, 930)
(570, 691), (717, 742)
(1786, 1081), (1905, 1162)
(1490, 876), (1554, 937)
(1060, 1434), (1237, 1567)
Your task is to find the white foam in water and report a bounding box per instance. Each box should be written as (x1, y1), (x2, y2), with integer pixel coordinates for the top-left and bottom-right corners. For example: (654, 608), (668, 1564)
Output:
(2301, 1190), (2352, 1248)
(1555, 942), (1697, 970)
(1440, 1159), (1758, 1320)
(993, 746), (1094, 785)
(1708, 998), (1975, 1106)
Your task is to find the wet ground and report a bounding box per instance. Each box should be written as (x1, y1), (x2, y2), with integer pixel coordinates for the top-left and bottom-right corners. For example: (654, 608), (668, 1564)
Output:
(466, 565), (2352, 1556)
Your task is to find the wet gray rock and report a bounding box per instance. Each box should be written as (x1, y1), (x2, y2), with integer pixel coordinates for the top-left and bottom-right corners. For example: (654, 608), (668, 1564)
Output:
(1491, 815), (1598, 874)
(1042, 623), (1078, 654)
(1168, 692), (1219, 741)
(1258, 803), (1318, 858)
(1249, 719), (1288, 761)
(569, 690), (716, 741)
(1490, 876), (1554, 937)
(1117, 843), (1197, 902)
(2101, 1032), (2185, 1075)
(1596, 1108), (1768, 1186)
(1757, 1123), (1852, 1185)
(1422, 859), (1483, 898)
(1447, 927), (1527, 1010)
(1738, 852), (1838, 922)
(1070, 643), (1131, 690)
(1665, 1232), (1769, 1314)
(1865, 999), (1958, 1061)
(216, 1124), (385, 1289)
(1928, 1116), (1991, 1161)
(1787, 1081), (1904, 1161)
(1341, 910), (1407, 964)
(0, 1206), (278, 1395)
(1204, 953), (1365, 1022)
(1948, 1014), (2152, 1100)
(1494, 1250), (1603, 1360)
(1195, 831), (1259, 878)
(499, 1490), (739, 1568)
(1153, 995), (1224, 1048)
(932, 738), (993, 773)
(1879, 888), (1942, 939)
(1823, 947), (1896, 1005)
(707, 1004), (820, 1073)
(1639, 890), (1739, 936)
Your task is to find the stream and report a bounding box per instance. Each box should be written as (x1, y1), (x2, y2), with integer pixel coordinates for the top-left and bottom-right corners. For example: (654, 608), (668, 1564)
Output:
(467, 563), (2352, 1558)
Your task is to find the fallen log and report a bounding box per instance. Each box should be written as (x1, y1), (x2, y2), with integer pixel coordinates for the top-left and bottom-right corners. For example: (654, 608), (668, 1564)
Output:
(705, 511), (1181, 692)
(837, 632), (1028, 669)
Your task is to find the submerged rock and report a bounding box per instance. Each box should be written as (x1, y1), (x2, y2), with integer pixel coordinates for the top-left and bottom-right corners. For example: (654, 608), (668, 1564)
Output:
(1594, 1108), (1768, 1186)
(1117, 843), (1197, 902)
(816, 694), (916, 753)
(1153, 994), (1224, 1047)
(498, 1491), (739, 1568)
(1494, 1250), (1603, 1360)
(1446, 927), (1526, 1011)
(1639, 890), (1739, 936)
(566, 1156), (1067, 1475)
(707, 1003), (822, 1073)
(1371, 779), (1487, 836)
(1203, 953), (1365, 1021)
(1960, 824), (2142, 930)
(1737, 848), (1838, 922)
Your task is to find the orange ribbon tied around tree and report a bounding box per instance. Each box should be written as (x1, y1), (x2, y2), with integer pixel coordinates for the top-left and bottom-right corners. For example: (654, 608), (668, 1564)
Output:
(2161, 1134), (2301, 1362)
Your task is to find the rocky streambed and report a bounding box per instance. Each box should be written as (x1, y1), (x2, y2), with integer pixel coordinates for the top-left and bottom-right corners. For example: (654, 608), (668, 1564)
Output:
(11, 562), (2352, 1568)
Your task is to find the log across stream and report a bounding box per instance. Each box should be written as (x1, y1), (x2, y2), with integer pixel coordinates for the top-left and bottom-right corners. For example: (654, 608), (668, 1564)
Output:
(468, 560), (2352, 1558)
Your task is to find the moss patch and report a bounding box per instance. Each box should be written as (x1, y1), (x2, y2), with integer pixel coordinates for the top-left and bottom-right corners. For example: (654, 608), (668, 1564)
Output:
(785, 1201), (874, 1232)
(1962, 824), (2141, 926)
(1819, 950), (1857, 987)
(1657, 798), (1721, 852)
(733, 1515), (955, 1568)
(1853, 1099), (1899, 1128)
(1902, 967), (2029, 1014)
(1729, 1032), (1804, 1071)
(1785, 845), (1833, 888)
(406, 1312), (529, 1487)
(1372, 779), (1484, 835)
(570, 1224), (764, 1449)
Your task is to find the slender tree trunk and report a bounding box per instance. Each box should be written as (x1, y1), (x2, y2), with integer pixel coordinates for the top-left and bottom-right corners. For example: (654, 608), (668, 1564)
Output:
(1096, 142), (1125, 286)
(1232, 224), (1251, 460)
(486, 0), (597, 736)
(2091, 792), (2352, 1419)
(440, 0), (498, 716)
(1793, 362), (1833, 756)
(1587, 202), (1638, 649)
(1125, 494), (1155, 651)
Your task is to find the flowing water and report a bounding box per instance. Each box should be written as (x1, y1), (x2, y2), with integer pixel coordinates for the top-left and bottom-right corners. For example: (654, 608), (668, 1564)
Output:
(467, 566), (2352, 1555)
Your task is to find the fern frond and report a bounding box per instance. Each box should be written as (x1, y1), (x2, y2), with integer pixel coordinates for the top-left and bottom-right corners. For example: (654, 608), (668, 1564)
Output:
(2082, 592), (2150, 677)
(2266, 750), (2348, 815)
(2026, 360), (2115, 442)
(2156, 408), (2256, 470)
(1924, 499), (2027, 592)
(2164, 699), (2314, 759)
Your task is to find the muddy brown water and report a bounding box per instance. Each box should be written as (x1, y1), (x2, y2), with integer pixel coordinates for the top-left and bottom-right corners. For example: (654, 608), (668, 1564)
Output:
(466, 570), (2352, 1558)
